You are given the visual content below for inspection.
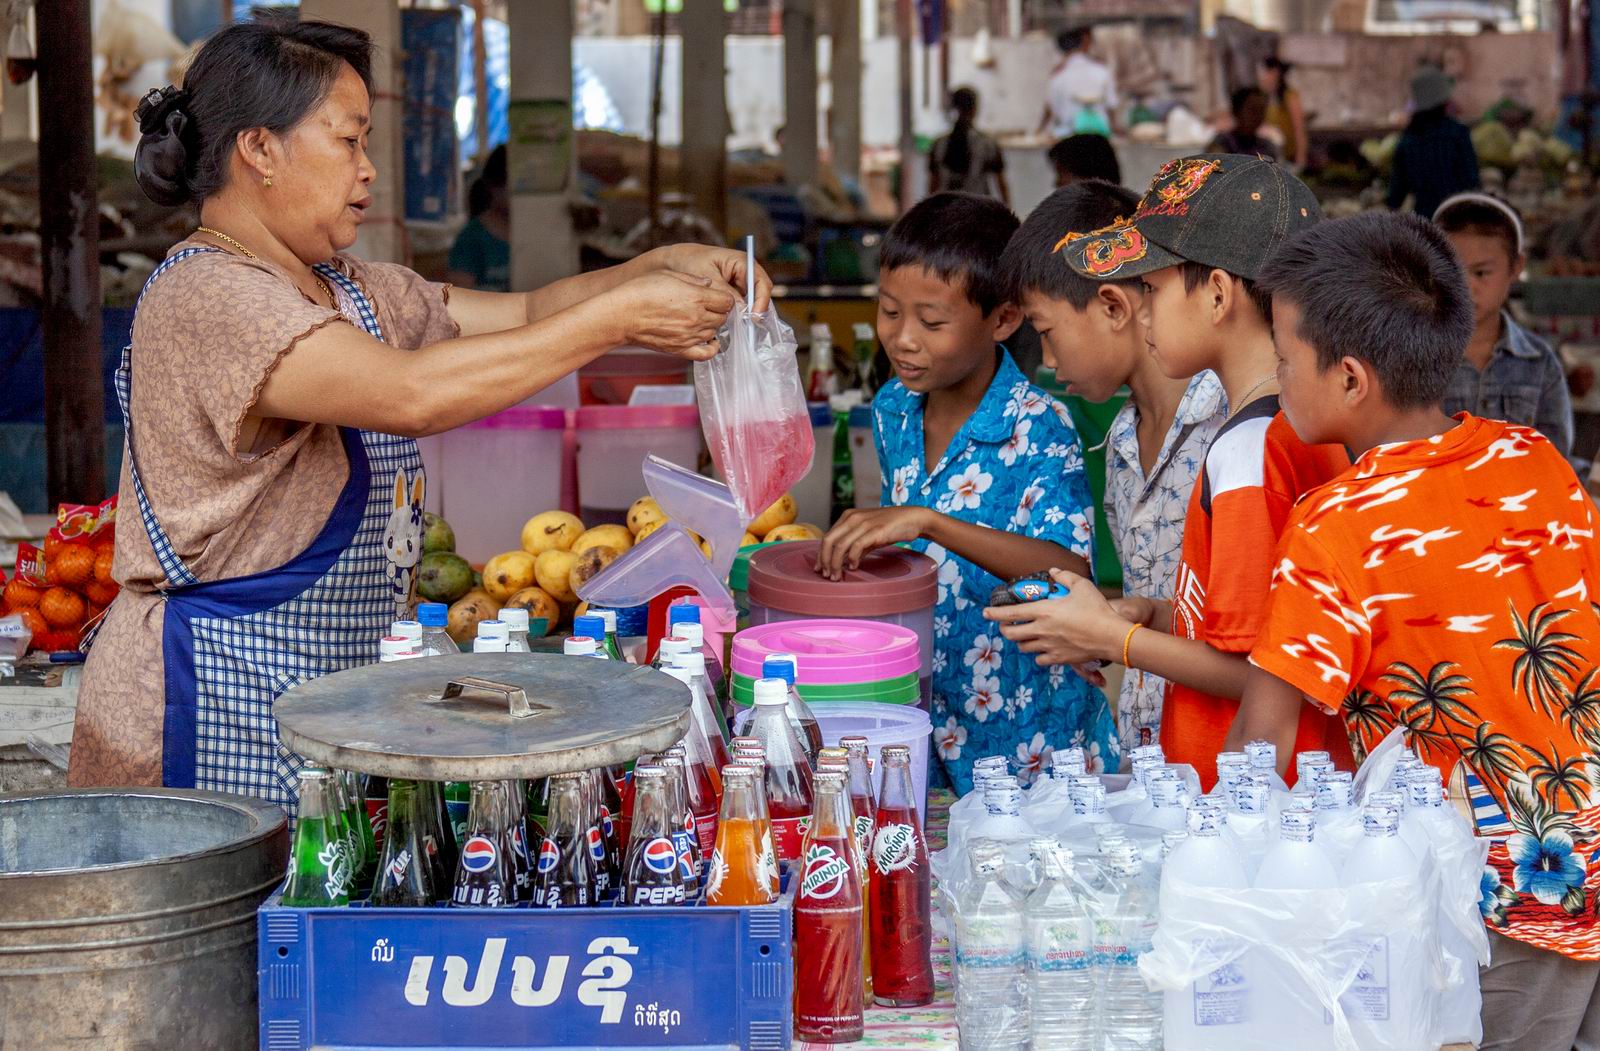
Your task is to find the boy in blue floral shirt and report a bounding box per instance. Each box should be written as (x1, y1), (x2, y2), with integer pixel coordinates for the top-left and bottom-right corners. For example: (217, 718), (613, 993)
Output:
(817, 193), (1116, 792)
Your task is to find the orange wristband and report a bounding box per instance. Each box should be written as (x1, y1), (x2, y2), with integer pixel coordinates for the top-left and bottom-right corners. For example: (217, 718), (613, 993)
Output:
(1121, 623), (1140, 668)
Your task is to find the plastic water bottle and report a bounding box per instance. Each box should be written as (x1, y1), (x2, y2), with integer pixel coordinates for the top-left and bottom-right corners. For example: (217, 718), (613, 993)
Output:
(1068, 776), (1112, 826)
(1253, 810), (1338, 1045)
(1314, 770), (1362, 865)
(1227, 781), (1273, 877)
(1095, 842), (1161, 1051)
(499, 608), (532, 653)
(954, 844), (1029, 1051)
(1404, 772), (1485, 1046)
(563, 636), (599, 657)
(1339, 806), (1423, 1047)
(416, 602), (460, 656)
(1134, 775), (1189, 832)
(1163, 806), (1252, 1050)
(476, 620), (509, 652)
(1211, 752), (1250, 801)
(1026, 843), (1095, 1050)
(389, 620), (423, 652)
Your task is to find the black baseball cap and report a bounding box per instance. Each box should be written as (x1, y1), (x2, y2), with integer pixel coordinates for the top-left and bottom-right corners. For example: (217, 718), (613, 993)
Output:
(1058, 153), (1321, 282)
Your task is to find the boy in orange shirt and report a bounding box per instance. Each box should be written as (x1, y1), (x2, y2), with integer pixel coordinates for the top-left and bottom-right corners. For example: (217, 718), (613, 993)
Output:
(989, 154), (1352, 784)
(1231, 211), (1600, 1046)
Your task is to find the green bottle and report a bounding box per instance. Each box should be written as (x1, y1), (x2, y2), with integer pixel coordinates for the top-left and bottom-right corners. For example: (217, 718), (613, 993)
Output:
(282, 769), (354, 907)
(337, 770), (377, 895)
(370, 779), (437, 907)
(444, 781), (471, 846)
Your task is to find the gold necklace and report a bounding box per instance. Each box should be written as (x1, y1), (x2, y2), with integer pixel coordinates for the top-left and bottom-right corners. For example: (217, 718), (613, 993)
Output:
(194, 225), (336, 309)
(1225, 374), (1278, 423)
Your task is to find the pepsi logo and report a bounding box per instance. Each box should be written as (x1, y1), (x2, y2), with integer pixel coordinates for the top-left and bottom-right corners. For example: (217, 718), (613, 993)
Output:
(537, 838), (560, 873)
(460, 835), (499, 874)
(587, 827), (606, 861)
(600, 805), (614, 837)
(642, 837), (678, 874)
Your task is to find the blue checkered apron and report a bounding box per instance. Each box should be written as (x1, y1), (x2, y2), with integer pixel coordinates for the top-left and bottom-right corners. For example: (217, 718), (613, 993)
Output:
(116, 248), (422, 812)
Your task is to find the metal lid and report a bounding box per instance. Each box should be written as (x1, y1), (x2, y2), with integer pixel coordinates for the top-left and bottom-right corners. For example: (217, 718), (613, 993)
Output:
(273, 653), (691, 780)
(746, 540), (937, 617)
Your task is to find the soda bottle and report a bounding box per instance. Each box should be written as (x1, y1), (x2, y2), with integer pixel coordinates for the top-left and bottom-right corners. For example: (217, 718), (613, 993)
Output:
(415, 602), (460, 655)
(419, 782), (457, 897)
(667, 652), (732, 777)
(749, 677), (815, 862)
(331, 769), (376, 895)
(574, 614), (609, 650)
(795, 769), (865, 1043)
(663, 668), (726, 834)
(451, 781), (514, 908)
(587, 607), (626, 662)
(370, 779), (436, 907)
(506, 779), (536, 902)
(589, 768), (624, 893)
(731, 755), (782, 899)
(499, 608), (533, 652)
(623, 766), (688, 906)
(707, 764), (778, 905)
(762, 655), (823, 761)
(668, 612), (728, 710)
(443, 781), (471, 849)
(653, 635), (692, 671)
(816, 748), (870, 999)
(660, 754), (703, 894)
(579, 770), (615, 898)
(282, 769), (356, 907)
(869, 744), (935, 1005)
(531, 773), (594, 908)
(841, 735), (878, 1002)
(364, 774), (389, 860)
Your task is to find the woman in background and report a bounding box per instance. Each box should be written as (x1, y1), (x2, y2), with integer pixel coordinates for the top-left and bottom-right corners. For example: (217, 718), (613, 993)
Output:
(930, 87), (1009, 205)
(446, 145), (510, 291)
(1259, 56), (1308, 169)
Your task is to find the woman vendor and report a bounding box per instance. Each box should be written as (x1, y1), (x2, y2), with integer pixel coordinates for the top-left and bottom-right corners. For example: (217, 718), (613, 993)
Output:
(69, 18), (769, 809)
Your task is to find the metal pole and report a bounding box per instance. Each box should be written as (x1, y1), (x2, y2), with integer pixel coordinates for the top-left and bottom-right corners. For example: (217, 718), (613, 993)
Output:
(37, 0), (104, 507)
(897, 0), (916, 212)
(647, 2), (667, 248)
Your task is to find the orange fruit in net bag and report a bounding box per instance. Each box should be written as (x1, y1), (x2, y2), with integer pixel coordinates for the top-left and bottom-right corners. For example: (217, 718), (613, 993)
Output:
(85, 580), (119, 607)
(4, 579), (41, 609)
(54, 544), (95, 588)
(40, 587), (86, 629)
(43, 534), (65, 561)
(14, 607), (47, 638)
(93, 547), (116, 584)
(35, 629), (81, 653)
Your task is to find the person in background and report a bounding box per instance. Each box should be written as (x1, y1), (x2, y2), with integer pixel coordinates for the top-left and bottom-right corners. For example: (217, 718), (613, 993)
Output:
(816, 192), (1116, 790)
(1432, 193), (1574, 460)
(1259, 56), (1308, 169)
(1208, 87), (1278, 160)
(1229, 211), (1600, 1050)
(1000, 180), (1227, 759)
(1048, 133), (1123, 188)
(1387, 65), (1480, 217)
(1039, 27), (1117, 140)
(446, 145), (510, 292)
(930, 87), (1009, 205)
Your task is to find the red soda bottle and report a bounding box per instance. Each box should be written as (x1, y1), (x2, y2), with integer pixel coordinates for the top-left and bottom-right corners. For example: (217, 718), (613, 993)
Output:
(868, 744), (935, 1005)
(749, 677), (814, 862)
(667, 652), (731, 787)
(818, 749), (873, 1003)
(842, 735), (879, 1004)
(794, 769), (865, 1042)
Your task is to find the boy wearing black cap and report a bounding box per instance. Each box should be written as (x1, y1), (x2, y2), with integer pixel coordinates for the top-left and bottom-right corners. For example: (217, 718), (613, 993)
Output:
(986, 154), (1353, 785)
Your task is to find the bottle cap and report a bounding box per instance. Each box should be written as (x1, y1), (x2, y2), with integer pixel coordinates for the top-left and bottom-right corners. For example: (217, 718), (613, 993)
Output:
(477, 619), (509, 641)
(1316, 773), (1354, 811)
(589, 608), (619, 633)
(814, 768), (847, 790)
(668, 603), (701, 626)
(761, 654), (798, 684)
(753, 677), (789, 707)
(573, 614), (606, 641)
(1295, 750), (1332, 780)
(1279, 809), (1317, 843)
(1244, 740), (1277, 770)
(659, 636), (693, 661)
(670, 651), (708, 677)
(1233, 783), (1269, 814)
(1363, 805), (1401, 838)
(1052, 746), (1088, 778)
(389, 620), (422, 641)
(1151, 777), (1184, 806)
(564, 636), (599, 656)
(1369, 789), (1407, 813)
(840, 734), (869, 752)
(499, 608), (530, 632)
(417, 602), (448, 628)
(379, 636), (416, 659)
(881, 744), (910, 761)
(674, 622), (706, 648)
(1188, 805), (1225, 837)
(1217, 751), (1250, 779)
(473, 637), (508, 653)
(662, 666), (694, 686)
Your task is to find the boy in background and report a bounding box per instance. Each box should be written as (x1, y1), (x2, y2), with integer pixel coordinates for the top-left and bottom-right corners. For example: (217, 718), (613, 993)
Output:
(1231, 211), (1600, 1049)
(999, 180), (1226, 758)
(817, 193), (1116, 790)
(985, 155), (1352, 784)
(1435, 192), (1574, 460)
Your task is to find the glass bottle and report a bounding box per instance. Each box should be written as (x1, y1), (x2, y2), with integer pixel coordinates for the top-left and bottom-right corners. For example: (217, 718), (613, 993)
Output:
(370, 779), (436, 907)
(795, 770), (866, 1042)
(707, 764), (777, 906)
(530, 773), (595, 908)
(282, 769), (355, 907)
(622, 766), (688, 906)
(450, 780), (514, 908)
(660, 754), (704, 895)
(749, 677), (815, 862)
(871, 744), (935, 1006)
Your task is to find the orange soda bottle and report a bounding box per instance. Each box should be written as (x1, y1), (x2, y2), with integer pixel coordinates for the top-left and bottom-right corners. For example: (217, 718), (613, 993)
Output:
(706, 765), (778, 905)
(732, 755), (781, 899)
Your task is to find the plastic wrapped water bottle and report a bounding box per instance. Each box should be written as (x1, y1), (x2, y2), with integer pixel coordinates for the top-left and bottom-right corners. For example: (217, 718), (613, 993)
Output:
(1095, 842), (1161, 1051)
(1314, 770), (1363, 865)
(1163, 806), (1252, 1050)
(1253, 810), (1338, 1045)
(1340, 805), (1426, 1048)
(954, 844), (1029, 1051)
(1026, 843), (1095, 1050)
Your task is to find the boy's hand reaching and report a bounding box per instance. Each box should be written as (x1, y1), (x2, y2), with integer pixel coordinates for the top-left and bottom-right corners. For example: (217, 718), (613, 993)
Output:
(815, 507), (932, 580)
(984, 568), (1133, 667)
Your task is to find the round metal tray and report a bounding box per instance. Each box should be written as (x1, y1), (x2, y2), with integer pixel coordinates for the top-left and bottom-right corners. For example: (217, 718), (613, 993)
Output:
(273, 653), (691, 780)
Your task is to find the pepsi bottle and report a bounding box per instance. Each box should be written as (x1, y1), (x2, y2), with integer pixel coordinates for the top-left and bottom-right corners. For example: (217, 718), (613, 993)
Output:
(451, 781), (514, 908)
(587, 769), (622, 897)
(623, 766), (688, 906)
(530, 773), (594, 908)
(660, 754), (702, 895)
(506, 779), (535, 903)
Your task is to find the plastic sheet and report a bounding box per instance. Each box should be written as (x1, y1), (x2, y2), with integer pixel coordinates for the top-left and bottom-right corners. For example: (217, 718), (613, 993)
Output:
(695, 302), (814, 524)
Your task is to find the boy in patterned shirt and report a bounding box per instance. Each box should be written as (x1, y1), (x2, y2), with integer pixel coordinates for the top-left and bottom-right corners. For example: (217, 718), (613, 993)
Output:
(1230, 211), (1600, 1046)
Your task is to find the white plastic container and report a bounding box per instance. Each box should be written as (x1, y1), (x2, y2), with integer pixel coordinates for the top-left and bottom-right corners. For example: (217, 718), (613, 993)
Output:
(740, 700), (931, 818)
(417, 405), (565, 564)
(790, 401), (837, 527)
(575, 404), (703, 525)
(848, 404), (881, 509)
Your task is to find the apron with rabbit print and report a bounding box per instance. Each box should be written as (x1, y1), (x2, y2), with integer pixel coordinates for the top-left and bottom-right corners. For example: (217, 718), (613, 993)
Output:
(116, 247), (425, 813)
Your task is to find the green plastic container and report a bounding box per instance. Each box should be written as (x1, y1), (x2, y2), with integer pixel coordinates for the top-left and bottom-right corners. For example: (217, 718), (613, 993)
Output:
(730, 671), (922, 707)
(730, 541), (784, 633)
(1036, 368), (1128, 590)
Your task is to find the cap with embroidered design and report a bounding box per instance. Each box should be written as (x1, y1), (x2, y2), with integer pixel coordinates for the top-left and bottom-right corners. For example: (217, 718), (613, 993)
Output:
(1058, 153), (1321, 283)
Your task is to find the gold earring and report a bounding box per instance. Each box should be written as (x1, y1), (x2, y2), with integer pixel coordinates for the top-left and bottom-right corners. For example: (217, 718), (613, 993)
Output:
(263, 175), (273, 188)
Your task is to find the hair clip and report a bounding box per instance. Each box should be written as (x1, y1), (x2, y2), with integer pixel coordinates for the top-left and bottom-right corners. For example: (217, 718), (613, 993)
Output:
(135, 85), (190, 135)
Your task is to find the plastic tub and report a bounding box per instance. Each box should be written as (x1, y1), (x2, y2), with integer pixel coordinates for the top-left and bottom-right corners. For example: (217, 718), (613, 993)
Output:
(729, 541), (782, 634)
(790, 402), (837, 527)
(578, 348), (692, 405)
(745, 541), (936, 706)
(423, 406), (565, 563)
(575, 404), (703, 525)
(736, 701), (932, 818)
(730, 672), (921, 707)
(730, 620), (921, 684)
(848, 404), (880, 509)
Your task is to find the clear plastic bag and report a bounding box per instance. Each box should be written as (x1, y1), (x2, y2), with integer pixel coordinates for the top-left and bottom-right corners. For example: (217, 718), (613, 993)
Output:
(0, 612), (33, 679)
(695, 301), (815, 523)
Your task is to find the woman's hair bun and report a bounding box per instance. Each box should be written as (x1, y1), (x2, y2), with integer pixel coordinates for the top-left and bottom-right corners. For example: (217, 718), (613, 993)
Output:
(133, 86), (195, 207)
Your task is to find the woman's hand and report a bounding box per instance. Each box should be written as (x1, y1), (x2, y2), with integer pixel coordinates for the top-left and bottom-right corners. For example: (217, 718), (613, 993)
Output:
(815, 507), (931, 580)
(983, 568), (1131, 667)
(606, 270), (736, 359)
(653, 244), (774, 313)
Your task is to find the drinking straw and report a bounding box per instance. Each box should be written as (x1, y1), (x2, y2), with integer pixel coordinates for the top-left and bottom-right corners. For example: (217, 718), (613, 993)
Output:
(745, 234), (756, 315)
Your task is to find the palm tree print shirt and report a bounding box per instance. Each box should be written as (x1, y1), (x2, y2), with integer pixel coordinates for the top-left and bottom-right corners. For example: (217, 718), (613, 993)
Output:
(1251, 415), (1600, 959)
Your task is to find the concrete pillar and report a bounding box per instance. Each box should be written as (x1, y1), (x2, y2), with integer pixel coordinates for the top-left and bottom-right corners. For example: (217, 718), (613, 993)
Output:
(301, 0), (407, 263)
(680, 0), (728, 236)
(830, 0), (862, 181)
(782, 0), (819, 188)
(507, 0), (580, 290)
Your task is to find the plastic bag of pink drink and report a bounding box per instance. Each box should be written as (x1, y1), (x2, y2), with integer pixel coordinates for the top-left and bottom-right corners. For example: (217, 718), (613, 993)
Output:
(695, 300), (815, 524)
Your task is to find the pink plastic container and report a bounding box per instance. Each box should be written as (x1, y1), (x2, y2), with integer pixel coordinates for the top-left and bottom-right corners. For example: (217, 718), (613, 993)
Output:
(575, 404), (704, 525)
(419, 405), (566, 563)
(731, 620), (921, 684)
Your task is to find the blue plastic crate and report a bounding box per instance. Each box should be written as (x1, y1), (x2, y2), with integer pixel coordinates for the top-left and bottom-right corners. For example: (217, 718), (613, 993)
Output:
(258, 884), (793, 1050)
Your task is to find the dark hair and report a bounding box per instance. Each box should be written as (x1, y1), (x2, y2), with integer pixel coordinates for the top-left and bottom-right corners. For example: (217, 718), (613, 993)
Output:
(134, 18), (373, 206)
(1231, 86), (1268, 117)
(1001, 181), (1140, 307)
(942, 87), (980, 176)
(1056, 27), (1089, 53)
(1434, 197), (1522, 263)
(468, 145), (508, 217)
(1048, 134), (1122, 184)
(881, 192), (1020, 315)
(1261, 56), (1291, 100)
(1258, 212), (1473, 408)
(1180, 261), (1274, 321)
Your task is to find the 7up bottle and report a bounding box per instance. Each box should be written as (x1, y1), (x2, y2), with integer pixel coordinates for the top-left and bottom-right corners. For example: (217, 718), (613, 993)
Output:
(282, 769), (356, 907)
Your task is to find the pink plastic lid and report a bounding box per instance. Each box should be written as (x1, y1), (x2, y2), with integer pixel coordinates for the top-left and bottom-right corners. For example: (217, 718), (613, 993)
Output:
(575, 404), (701, 430)
(731, 620), (922, 684)
(464, 406), (567, 431)
(746, 541), (937, 617)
